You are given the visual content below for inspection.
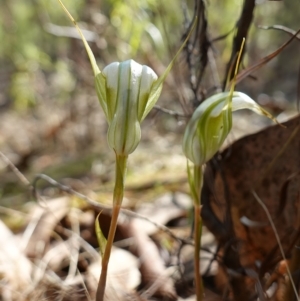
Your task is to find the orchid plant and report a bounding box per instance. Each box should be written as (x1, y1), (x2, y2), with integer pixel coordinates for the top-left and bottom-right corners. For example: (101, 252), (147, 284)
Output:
(182, 41), (278, 301)
(56, 3), (276, 301)
(56, 1), (195, 300)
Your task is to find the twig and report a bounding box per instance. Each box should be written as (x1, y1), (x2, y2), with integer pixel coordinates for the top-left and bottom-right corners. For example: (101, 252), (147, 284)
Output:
(194, 0), (209, 96)
(183, 0), (210, 107)
(223, 0), (256, 89)
(210, 26), (235, 43)
(234, 29), (300, 85)
(26, 223), (99, 299)
(252, 190), (300, 301)
(0, 151), (32, 187)
(55, 224), (100, 262)
(153, 105), (187, 118)
(66, 208), (81, 281)
(258, 24), (300, 41)
(32, 174), (192, 245)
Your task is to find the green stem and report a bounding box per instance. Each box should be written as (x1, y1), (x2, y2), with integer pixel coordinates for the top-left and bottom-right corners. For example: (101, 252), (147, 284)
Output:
(192, 164), (204, 301)
(96, 154), (128, 301)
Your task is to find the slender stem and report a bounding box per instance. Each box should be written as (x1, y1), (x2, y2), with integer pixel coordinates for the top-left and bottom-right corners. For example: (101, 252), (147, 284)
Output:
(192, 164), (204, 301)
(96, 154), (128, 301)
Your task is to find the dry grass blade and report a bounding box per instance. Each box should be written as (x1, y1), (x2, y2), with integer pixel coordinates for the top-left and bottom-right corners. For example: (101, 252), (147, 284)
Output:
(235, 29), (300, 85)
(153, 105), (187, 118)
(244, 269), (266, 301)
(210, 26), (235, 43)
(65, 208), (81, 281)
(252, 190), (299, 301)
(0, 151), (31, 187)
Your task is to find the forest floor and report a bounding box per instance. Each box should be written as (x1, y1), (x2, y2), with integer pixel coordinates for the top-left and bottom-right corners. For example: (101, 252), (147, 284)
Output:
(0, 93), (299, 300)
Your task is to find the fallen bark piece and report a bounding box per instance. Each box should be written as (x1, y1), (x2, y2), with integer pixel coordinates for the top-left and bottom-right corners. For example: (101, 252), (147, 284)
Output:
(203, 115), (300, 265)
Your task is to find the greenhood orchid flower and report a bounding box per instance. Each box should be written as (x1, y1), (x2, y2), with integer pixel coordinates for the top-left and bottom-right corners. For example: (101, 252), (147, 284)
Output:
(97, 59), (161, 155)
(182, 88), (279, 301)
(56, 2), (197, 301)
(57, 0), (193, 156)
(183, 91), (278, 166)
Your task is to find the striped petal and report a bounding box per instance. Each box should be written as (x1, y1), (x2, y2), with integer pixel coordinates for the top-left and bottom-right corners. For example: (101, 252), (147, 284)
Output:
(183, 91), (277, 166)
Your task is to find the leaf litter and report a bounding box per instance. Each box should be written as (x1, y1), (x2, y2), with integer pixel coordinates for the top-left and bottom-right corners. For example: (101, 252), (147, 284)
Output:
(1, 93), (300, 300)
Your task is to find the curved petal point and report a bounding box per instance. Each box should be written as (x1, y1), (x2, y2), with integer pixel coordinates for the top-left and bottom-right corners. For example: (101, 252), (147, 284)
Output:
(183, 91), (278, 166)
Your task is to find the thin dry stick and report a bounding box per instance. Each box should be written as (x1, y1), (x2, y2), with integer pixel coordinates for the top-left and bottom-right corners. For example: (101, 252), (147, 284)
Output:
(55, 224), (100, 262)
(153, 105), (187, 118)
(33, 174), (192, 245)
(0, 151), (31, 187)
(252, 190), (299, 301)
(25, 226), (94, 300)
(258, 24), (300, 41)
(223, 0), (255, 88)
(66, 208), (81, 281)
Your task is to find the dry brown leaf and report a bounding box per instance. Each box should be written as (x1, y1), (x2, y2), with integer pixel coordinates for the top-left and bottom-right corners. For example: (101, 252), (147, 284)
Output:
(204, 115), (300, 267)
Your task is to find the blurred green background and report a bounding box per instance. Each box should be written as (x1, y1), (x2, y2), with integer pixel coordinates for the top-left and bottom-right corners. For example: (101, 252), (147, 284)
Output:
(1, 0), (299, 111)
(0, 0), (299, 206)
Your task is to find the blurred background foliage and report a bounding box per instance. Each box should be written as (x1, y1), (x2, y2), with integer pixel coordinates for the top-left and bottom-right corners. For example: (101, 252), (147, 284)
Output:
(0, 0), (299, 111)
(0, 0), (300, 204)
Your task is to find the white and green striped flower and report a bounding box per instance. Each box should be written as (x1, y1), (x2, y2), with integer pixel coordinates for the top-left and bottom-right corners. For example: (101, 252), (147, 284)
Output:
(183, 91), (277, 166)
(57, 0), (192, 156)
(97, 60), (160, 155)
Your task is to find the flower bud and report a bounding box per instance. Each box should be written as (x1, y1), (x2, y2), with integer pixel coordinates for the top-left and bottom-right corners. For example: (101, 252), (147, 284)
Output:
(99, 60), (158, 155)
(57, 0), (196, 156)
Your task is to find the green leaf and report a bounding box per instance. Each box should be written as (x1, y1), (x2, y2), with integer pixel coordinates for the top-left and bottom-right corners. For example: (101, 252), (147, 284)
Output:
(187, 160), (199, 205)
(95, 73), (109, 120)
(57, 0), (100, 77)
(95, 212), (107, 257)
